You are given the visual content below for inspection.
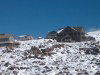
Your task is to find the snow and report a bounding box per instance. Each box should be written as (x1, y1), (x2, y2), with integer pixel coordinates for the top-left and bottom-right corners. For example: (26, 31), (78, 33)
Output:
(0, 31), (100, 75)
(18, 35), (27, 37)
(87, 30), (100, 41)
(57, 29), (64, 33)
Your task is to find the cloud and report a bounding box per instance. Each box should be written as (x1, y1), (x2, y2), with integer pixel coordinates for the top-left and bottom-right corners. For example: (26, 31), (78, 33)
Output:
(88, 27), (100, 32)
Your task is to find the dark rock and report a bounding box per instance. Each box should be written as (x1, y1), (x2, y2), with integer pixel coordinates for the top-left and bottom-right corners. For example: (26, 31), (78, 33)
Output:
(76, 70), (89, 75)
(13, 71), (18, 75)
(85, 47), (100, 55)
(8, 66), (19, 70)
(55, 71), (72, 75)
(95, 71), (100, 75)
(4, 62), (10, 67)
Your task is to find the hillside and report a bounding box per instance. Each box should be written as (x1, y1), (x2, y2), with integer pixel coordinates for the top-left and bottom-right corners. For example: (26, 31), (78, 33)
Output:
(0, 31), (100, 75)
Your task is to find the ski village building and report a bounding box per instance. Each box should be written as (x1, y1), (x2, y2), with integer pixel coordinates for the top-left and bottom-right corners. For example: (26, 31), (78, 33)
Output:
(0, 34), (15, 47)
(18, 35), (33, 41)
(46, 26), (95, 42)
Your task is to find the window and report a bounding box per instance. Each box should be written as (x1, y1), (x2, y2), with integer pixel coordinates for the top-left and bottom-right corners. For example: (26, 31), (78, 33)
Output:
(0, 38), (9, 42)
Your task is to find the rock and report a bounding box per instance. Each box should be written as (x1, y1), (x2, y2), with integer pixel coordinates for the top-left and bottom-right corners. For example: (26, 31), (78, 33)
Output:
(55, 71), (72, 75)
(4, 62), (10, 67)
(13, 71), (18, 75)
(76, 70), (89, 75)
(94, 71), (100, 75)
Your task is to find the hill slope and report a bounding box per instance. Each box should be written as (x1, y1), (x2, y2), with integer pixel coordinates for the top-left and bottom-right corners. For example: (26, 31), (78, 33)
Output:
(0, 31), (100, 75)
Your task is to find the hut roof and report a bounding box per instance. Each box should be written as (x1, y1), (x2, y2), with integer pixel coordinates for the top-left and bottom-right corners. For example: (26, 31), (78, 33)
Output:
(0, 34), (13, 38)
(18, 35), (32, 37)
(57, 26), (84, 34)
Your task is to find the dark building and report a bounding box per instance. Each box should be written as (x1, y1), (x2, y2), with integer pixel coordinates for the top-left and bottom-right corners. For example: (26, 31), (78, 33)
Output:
(46, 26), (87, 42)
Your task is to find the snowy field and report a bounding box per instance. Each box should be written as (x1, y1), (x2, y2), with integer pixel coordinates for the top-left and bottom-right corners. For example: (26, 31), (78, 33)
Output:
(0, 31), (100, 75)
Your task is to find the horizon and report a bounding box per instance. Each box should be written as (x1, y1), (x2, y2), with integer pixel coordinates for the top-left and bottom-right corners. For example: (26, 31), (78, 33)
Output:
(0, 26), (99, 39)
(0, 0), (100, 38)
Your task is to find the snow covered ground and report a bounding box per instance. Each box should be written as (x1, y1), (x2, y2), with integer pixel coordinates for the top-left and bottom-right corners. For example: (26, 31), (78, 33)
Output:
(0, 31), (100, 75)
(87, 31), (100, 41)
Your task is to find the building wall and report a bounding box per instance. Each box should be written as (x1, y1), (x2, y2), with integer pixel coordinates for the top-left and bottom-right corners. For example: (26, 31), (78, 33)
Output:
(0, 36), (14, 44)
(0, 34), (15, 47)
(46, 26), (85, 42)
(18, 35), (33, 41)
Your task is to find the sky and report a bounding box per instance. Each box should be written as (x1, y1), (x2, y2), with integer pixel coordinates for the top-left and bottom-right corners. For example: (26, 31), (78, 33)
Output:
(0, 0), (100, 38)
